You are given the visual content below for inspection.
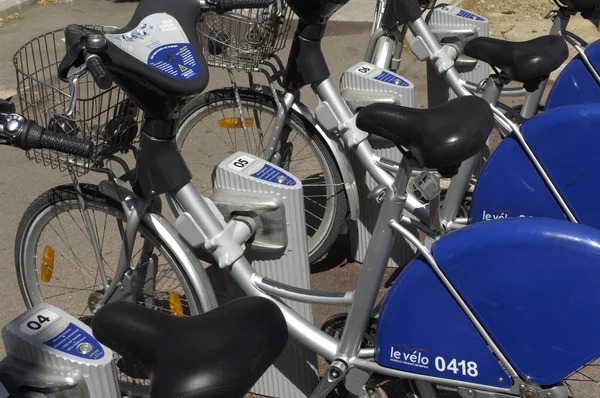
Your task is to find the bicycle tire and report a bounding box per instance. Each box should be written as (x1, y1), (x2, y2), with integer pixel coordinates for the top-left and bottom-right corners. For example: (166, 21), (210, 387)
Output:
(14, 183), (205, 398)
(176, 87), (348, 263)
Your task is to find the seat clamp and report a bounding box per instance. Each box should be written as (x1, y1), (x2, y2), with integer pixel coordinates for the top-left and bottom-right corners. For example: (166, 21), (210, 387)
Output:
(433, 45), (457, 74)
(342, 116), (369, 148)
(409, 36), (456, 74)
(177, 212), (254, 268)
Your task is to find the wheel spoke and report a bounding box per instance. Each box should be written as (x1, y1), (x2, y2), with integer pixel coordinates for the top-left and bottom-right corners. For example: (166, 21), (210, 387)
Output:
(179, 95), (344, 261)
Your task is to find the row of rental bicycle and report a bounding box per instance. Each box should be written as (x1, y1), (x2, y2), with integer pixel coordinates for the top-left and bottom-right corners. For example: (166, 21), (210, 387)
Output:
(1, 0), (600, 397)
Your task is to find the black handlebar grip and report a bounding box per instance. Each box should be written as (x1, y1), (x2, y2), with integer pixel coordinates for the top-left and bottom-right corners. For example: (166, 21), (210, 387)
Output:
(216, 0), (274, 13)
(21, 121), (94, 158)
(86, 54), (113, 90)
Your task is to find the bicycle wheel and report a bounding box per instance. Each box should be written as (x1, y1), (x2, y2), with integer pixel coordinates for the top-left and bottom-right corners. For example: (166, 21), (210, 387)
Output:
(562, 360), (600, 397)
(14, 184), (204, 398)
(177, 87), (348, 263)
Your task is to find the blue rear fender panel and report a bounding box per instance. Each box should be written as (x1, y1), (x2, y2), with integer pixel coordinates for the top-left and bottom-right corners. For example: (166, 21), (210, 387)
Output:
(520, 103), (600, 228)
(470, 130), (566, 223)
(376, 256), (512, 388)
(471, 103), (600, 228)
(545, 40), (600, 111)
(431, 218), (600, 385)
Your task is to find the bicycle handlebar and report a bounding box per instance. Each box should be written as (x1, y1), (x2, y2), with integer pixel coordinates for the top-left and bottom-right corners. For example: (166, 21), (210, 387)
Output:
(0, 112), (94, 158)
(203, 0), (274, 13)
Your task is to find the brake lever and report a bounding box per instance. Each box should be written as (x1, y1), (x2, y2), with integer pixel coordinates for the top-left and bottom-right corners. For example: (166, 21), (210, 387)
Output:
(65, 63), (88, 117)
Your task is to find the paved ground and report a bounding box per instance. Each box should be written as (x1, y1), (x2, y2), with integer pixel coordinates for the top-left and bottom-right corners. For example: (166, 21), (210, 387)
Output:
(0, 1), (599, 397)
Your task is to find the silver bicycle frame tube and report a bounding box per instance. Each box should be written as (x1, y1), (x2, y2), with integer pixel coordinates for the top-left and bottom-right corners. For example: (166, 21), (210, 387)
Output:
(373, 37), (395, 69)
(312, 78), (431, 224)
(367, 0), (395, 68)
(500, 87), (528, 97)
(410, 18), (471, 97)
(336, 160), (411, 361)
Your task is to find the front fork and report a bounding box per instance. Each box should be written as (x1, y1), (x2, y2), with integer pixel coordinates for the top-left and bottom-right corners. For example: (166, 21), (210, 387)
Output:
(71, 157), (156, 311)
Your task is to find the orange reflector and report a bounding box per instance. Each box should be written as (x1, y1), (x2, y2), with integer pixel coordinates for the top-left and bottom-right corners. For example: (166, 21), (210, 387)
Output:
(41, 245), (55, 283)
(218, 117), (254, 128)
(169, 291), (184, 316)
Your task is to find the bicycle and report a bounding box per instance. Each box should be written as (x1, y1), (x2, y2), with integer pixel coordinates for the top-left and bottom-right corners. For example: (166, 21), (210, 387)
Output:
(6, 0), (600, 397)
(5, 0), (276, 395)
(175, 0), (600, 265)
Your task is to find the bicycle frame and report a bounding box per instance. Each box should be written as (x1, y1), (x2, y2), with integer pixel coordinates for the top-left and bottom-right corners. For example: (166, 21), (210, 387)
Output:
(358, 5), (581, 232)
(156, 151), (561, 398)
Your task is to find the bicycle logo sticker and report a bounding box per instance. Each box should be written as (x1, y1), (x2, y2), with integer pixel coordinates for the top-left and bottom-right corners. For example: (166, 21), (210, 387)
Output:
(148, 43), (199, 80)
(389, 344), (429, 369)
(388, 344), (479, 378)
(481, 208), (530, 221)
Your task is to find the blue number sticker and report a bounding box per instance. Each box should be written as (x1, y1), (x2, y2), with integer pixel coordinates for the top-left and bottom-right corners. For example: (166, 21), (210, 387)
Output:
(457, 10), (485, 21)
(251, 164), (297, 186)
(374, 71), (410, 87)
(44, 322), (105, 360)
(148, 43), (199, 80)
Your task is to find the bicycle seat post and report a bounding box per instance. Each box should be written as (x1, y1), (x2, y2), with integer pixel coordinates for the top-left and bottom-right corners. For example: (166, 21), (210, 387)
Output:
(390, 155), (414, 203)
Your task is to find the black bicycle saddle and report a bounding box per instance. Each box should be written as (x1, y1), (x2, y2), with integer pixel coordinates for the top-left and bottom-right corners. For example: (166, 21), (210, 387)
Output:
(356, 96), (493, 177)
(92, 297), (288, 398)
(464, 35), (568, 88)
(559, 0), (600, 11)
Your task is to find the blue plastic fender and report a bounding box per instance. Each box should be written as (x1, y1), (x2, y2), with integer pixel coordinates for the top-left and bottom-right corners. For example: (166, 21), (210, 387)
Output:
(471, 103), (600, 226)
(546, 40), (600, 111)
(377, 218), (600, 386)
(376, 256), (512, 388)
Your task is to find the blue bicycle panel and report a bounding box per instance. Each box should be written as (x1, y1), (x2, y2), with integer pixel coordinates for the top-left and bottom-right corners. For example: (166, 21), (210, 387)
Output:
(430, 218), (600, 385)
(470, 134), (566, 223)
(522, 104), (600, 227)
(377, 259), (512, 388)
(546, 40), (600, 111)
(472, 103), (600, 227)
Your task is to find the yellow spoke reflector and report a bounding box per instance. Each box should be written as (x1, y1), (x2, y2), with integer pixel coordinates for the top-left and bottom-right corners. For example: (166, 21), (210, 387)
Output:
(218, 117), (254, 128)
(41, 245), (55, 283)
(169, 291), (184, 316)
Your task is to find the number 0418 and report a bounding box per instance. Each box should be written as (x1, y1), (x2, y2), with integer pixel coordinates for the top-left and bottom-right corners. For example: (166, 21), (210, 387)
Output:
(435, 357), (478, 377)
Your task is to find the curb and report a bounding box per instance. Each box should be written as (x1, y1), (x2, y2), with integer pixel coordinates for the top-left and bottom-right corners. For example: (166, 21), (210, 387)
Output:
(0, 0), (36, 18)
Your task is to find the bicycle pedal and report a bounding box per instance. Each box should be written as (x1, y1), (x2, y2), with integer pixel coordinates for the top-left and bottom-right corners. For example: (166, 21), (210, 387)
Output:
(410, 170), (441, 202)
